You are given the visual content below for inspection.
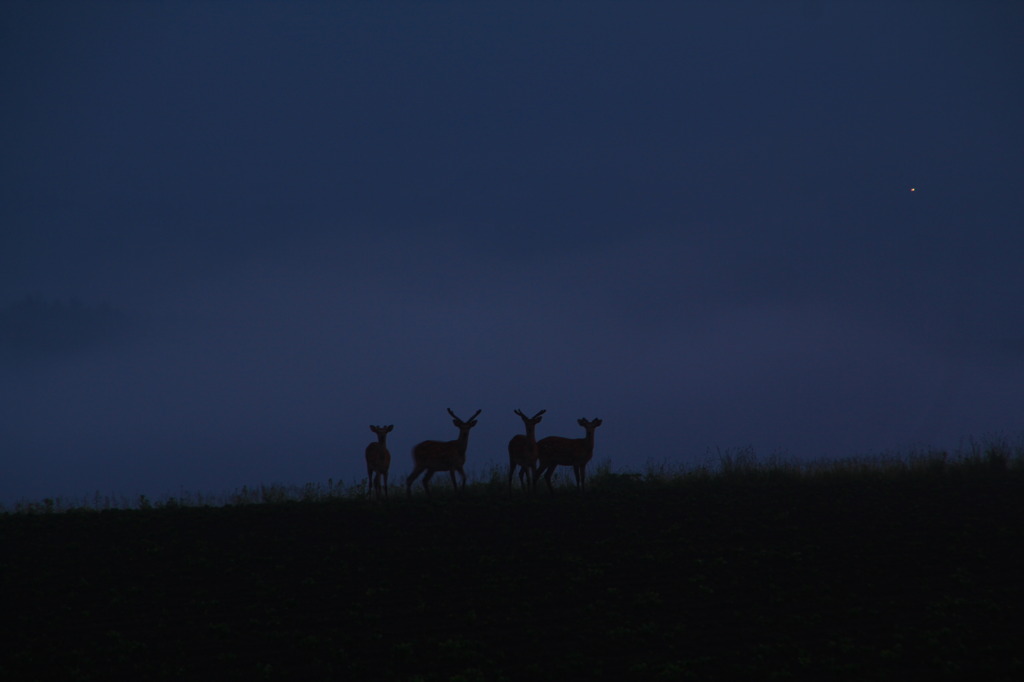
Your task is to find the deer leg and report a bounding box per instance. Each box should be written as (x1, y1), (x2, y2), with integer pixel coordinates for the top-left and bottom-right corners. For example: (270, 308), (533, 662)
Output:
(382, 472), (388, 499)
(422, 469), (435, 497)
(508, 462), (516, 493)
(542, 465), (556, 493)
(406, 466), (425, 497)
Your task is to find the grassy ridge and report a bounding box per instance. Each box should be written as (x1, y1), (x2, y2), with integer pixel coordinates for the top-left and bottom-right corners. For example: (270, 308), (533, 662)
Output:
(3, 454), (1024, 680)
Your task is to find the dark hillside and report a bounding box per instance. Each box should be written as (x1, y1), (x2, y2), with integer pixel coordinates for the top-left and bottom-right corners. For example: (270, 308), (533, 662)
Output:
(3, 469), (1024, 680)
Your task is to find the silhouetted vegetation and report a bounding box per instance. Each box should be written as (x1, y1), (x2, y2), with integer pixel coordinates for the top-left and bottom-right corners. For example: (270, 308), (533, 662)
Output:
(3, 447), (1024, 680)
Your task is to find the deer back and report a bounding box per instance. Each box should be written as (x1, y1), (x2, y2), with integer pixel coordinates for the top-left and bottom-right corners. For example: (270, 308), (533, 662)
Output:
(411, 439), (465, 469)
(537, 435), (589, 466)
(508, 434), (538, 464)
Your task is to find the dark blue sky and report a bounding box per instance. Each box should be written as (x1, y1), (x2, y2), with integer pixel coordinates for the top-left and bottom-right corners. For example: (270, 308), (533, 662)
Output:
(3, 1), (1023, 504)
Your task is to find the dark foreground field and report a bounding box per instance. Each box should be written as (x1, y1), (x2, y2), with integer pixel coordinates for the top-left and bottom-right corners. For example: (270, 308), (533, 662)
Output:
(3, 463), (1024, 681)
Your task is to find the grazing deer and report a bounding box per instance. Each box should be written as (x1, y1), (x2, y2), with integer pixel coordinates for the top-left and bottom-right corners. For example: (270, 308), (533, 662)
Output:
(365, 424), (393, 499)
(406, 408), (482, 497)
(508, 409), (546, 493)
(535, 417), (603, 493)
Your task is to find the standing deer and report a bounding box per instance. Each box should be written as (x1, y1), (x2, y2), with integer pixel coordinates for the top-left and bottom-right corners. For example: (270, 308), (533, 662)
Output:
(535, 417), (603, 493)
(508, 409), (546, 493)
(365, 424), (393, 499)
(406, 408), (482, 497)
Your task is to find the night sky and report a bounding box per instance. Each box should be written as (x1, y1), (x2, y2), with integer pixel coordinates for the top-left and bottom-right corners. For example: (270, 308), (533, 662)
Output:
(3, 1), (1022, 505)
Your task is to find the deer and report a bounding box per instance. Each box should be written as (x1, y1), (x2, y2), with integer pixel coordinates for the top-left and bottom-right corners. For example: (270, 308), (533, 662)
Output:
(365, 424), (393, 499)
(508, 409), (546, 493)
(406, 408), (482, 497)
(535, 417), (603, 493)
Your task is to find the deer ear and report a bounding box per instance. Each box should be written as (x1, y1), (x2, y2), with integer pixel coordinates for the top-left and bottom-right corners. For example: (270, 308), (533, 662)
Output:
(386, 425), (394, 432)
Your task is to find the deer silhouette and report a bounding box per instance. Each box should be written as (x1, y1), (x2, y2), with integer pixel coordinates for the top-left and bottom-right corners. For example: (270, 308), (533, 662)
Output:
(406, 408), (481, 497)
(508, 409), (546, 492)
(365, 424), (393, 499)
(535, 417), (603, 493)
